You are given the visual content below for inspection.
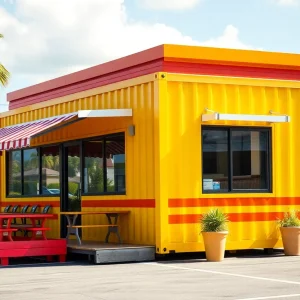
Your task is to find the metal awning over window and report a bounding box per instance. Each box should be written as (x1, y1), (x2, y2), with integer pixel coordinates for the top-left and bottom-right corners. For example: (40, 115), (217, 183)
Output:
(0, 109), (132, 151)
(202, 110), (290, 123)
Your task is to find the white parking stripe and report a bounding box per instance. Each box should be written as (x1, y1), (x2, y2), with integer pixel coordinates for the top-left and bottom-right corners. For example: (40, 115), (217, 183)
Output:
(145, 262), (300, 285)
(236, 294), (300, 300)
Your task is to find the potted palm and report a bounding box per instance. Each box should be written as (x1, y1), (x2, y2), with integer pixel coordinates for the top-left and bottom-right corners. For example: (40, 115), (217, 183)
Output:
(277, 210), (300, 256)
(200, 208), (229, 262)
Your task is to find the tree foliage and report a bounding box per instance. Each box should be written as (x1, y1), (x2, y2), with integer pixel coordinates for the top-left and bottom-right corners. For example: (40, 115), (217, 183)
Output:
(0, 34), (10, 86)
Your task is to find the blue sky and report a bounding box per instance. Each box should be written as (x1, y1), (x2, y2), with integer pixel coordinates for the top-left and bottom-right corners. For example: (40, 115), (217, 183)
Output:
(130, 0), (300, 53)
(0, 0), (299, 112)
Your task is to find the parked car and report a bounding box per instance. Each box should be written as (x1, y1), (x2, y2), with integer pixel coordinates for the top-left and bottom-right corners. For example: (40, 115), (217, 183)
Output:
(48, 188), (74, 198)
(48, 189), (60, 194)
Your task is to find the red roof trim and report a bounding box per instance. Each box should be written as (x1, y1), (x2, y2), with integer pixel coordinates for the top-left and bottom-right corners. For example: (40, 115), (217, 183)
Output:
(9, 59), (163, 110)
(8, 45), (164, 102)
(7, 45), (300, 111)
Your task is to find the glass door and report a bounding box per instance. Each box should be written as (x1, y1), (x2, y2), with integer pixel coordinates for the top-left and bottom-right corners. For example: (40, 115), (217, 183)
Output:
(60, 142), (82, 237)
(65, 144), (81, 212)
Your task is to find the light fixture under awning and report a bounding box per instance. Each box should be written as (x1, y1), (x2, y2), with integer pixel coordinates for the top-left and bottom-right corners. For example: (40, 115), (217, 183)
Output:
(202, 112), (290, 123)
(0, 109), (132, 150)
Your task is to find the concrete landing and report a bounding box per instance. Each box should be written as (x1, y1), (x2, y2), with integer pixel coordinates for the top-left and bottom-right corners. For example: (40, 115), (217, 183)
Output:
(67, 241), (155, 264)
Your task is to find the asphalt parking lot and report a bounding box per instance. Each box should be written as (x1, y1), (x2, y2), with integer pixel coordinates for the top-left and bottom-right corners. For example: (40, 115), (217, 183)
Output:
(1, 252), (300, 300)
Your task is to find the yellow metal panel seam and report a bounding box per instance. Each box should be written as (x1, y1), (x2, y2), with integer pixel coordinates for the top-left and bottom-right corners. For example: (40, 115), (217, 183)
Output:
(154, 72), (170, 254)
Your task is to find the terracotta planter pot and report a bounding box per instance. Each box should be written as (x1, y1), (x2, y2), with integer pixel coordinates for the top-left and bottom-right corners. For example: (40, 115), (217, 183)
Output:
(202, 231), (228, 262)
(280, 227), (300, 256)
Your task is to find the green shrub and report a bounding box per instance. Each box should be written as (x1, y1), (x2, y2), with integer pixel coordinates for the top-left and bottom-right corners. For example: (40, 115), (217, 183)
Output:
(24, 180), (38, 195)
(8, 191), (21, 196)
(200, 208), (229, 232)
(277, 210), (300, 227)
(47, 183), (60, 190)
(68, 182), (79, 196)
(8, 181), (22, 194)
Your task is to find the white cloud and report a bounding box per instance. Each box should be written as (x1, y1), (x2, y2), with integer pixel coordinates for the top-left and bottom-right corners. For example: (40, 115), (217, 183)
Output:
(0, 0), (256, 112)
(139, 0), (201, 10)
(275, 0), (299, 5)
(201, 25), (258, 50)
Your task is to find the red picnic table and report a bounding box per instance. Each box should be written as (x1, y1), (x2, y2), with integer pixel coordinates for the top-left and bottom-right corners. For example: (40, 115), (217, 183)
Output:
(0, 213), (67, 266)
(0, 213), (53, 241)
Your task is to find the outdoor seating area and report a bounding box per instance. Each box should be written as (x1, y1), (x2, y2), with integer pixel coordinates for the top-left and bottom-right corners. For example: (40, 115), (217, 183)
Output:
(61, 210), (130, 245)
(0, 205), (67, 266)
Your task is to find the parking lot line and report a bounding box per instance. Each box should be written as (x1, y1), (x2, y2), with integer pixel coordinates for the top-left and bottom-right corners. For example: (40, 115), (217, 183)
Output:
(145, 262), (300, 286)
(236, 294), (300, 300)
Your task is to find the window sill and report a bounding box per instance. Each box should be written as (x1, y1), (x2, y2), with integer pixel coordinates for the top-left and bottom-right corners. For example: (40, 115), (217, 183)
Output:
(202, 190), (273, 196)
(6, 194), (60, 198)
(82, 192), (126, 196)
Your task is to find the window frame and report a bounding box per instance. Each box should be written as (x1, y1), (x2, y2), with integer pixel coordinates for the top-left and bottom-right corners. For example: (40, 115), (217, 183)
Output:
(201, 126), (272, 194)
(6, 132), (126, 198)
(82, 133), (126, 196)
(6, 144), (61, 198)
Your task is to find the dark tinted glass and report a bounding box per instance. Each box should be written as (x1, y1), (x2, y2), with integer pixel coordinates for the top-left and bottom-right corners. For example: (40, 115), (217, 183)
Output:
(41, 146), (60, 195)
(83, 140), (104, 193)
(202, 129), (228, 192)
(232, 130), (269, 190)
(8, 150), (22, 196)
(105, 134), (126, 193)
(23, 148), (39, 195)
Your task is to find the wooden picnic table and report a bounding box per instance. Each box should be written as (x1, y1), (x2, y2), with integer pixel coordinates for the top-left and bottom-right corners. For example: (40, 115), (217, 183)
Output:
(60, 211), (130, 245)
(0, 213), (54, 241)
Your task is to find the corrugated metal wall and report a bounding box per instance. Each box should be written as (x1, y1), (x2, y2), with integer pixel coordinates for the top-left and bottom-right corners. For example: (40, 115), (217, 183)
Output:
(0, 75), (157, 245)
(3, 70), (300, 252)
(158, 72), (300, 253)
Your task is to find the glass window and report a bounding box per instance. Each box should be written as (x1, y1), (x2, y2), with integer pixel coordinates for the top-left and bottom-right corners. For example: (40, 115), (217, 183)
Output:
(41, 146), (60, 195)
(202, 127), (271, 193)
(202, 129), (229, 192)
(105, 134), (126, 193)
(83, 133), (126, 194)
(83, 140), (104, 193)
(6, 132), (126, 197)
(7, 150), (22, 196)
(67, 145), (81, 211)
(232, 131), (269, 190)
(23, 148), (39, 195)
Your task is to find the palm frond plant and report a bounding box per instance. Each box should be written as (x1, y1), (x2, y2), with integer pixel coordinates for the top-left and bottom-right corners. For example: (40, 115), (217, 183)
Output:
(277, 210), (300, 228)
(200, 208), (229, 232)
(277, 209), (300, 256)
(200, 208), (229, 262)
(0, 34), (10, 87)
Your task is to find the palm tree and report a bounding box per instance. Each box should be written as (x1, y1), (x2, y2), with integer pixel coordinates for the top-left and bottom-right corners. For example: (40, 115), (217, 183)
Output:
(0, 34), (9, 86)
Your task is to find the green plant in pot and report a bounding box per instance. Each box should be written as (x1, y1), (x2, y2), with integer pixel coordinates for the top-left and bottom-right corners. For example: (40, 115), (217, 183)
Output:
(277, 210), (300, 256)
(200, 208), (229, 262)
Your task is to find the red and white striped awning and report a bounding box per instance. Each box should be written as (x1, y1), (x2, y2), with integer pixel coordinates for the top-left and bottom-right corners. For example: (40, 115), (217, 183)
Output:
(0, 109), (132, 151)
(0, 113), (77, 150)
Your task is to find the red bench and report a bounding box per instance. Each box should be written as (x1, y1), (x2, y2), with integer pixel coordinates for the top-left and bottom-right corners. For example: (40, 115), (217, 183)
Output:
(23, 227), (50, 240)
(0, 239), (67, 266)
(0, 228), (18, 242)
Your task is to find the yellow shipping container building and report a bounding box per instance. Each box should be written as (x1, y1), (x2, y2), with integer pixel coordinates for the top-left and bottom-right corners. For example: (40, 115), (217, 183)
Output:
(1, 44), (300, 254)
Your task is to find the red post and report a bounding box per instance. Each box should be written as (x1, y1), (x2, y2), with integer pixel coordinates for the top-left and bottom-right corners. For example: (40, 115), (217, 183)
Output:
(59, 255), (66, 263)
(1, 257), (9, 266)
(46, 256), (54, 262)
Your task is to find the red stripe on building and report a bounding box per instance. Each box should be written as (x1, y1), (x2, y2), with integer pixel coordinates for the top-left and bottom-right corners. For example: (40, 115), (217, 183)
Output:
(82, 199), (155, 208)
(169, 212), (285, 224)
(168, 197), (300, 208)
(163, 61), (300, 81)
